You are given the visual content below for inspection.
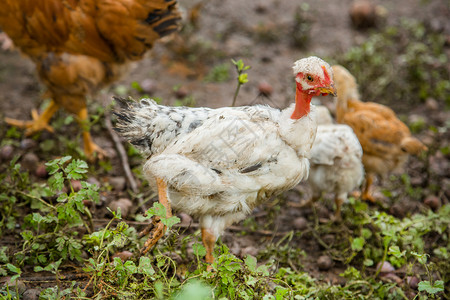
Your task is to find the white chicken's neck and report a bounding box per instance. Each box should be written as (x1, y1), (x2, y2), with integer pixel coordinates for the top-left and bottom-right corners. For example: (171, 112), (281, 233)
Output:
(290, 88), (312, 120)
(279, 104), (317, 158)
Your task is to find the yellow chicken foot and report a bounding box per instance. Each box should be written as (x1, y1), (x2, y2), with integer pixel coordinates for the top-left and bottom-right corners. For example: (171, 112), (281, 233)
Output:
(76, 107), (107, 160)
(140, 178), (173, 254)
(5, 100), (59, 135)
(362, 173), (377, 203)
(201, 228), (216, 271)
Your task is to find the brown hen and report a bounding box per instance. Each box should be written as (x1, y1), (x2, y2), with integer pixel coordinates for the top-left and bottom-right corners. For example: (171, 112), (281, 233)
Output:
(332, 65), (427, 202)
(0, 0), (181, 159)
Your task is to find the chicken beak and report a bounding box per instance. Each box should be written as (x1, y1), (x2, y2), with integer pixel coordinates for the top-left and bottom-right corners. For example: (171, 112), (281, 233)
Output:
(318, 84), (337, 97)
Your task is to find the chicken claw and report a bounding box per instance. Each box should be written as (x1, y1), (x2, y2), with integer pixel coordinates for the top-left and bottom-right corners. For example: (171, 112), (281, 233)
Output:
(140, 216), (165, 254)
(5, 101), (60, 135)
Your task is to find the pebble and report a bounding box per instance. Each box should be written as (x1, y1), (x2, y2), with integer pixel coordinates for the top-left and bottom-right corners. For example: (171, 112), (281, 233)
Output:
(3, 277), (26, 295)
(140, 79), (157, 94)
(21, 152), (39, 172)
(423, 195), (441, 211)
(0, 145), (14, 161)
(109, 176), (126, 191)
(35, 164), (48, 178)
(108, 198), (133, 218)
(317, 255), (333, 270)
(377, 261), (395, 274)
(240, 246), (258, 257)
(293, 217), (308, 230)
(178, 212), (193, 226)
(174, 86), (189, 99)
(322, 234), (335, 245)
(407, 276), (420, 290)
(425, 98), (439, 110)
(70, 180), (82, 192)
(87, 176), (101, 186)
(258, 81), (273, 96)
(112, 251), (133, 262)
(20, 138), (37, 150)
(22, 288), (41, 300)
(350, 0), (377, 29)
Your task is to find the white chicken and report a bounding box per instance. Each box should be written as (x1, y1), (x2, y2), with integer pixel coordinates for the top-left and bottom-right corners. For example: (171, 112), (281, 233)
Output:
(306, 107), (364, 219)
(114, 56), (336, 267)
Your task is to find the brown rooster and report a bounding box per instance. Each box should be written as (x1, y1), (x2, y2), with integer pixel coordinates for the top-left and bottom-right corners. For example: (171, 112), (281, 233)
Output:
(332, 65), (428, 202)
(0, 0), (181, 159)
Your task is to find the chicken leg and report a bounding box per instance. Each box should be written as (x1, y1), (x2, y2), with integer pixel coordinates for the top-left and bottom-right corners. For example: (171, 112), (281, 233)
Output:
(5, 100), (59, 135)
(201, 228), (216, 270)
(76, 107), (106, 160)
(140, 178), (173, 254)
(362, 173), (376, 203)
(333, 195), (345, 221)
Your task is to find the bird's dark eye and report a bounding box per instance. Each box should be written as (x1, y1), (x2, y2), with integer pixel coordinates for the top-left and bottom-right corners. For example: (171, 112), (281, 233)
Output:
(306, 75), (313, 82)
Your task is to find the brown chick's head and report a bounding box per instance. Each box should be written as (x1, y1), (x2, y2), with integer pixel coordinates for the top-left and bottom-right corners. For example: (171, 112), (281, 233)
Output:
(400, 136), (428, 155)
(293, 56), (336, 97)
(331, 65), (360, 102)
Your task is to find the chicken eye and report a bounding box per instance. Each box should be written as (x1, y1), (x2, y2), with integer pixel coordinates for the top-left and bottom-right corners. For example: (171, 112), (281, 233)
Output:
(306, 75), (313, 82)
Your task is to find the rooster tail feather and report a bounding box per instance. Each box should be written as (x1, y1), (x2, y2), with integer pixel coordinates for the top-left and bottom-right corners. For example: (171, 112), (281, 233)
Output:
(400, 136), (427, 155)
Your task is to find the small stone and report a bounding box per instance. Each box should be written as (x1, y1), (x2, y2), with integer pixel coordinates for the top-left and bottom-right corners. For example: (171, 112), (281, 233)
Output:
(317, 206), (330, 219)
(3, 277), (26, 295)
(317, 255), (333, 270)
(112, 251), (133, 262)
(423, 195), (441, 210)
(83, 199), (94, 208)
(377, 261), (395, 274)
(109, 176), (127, 191)
(230, 241), (241, 256)
(140, 79), (157, 94)
(71, 180), (82, 192)
(380, 272), (402, 284)
(293, 217), (308, 230)
(240, 246), (258, 257)
(258, 81), (273, 96)
(407, 276), (420, 290)
(20, 138), (37, 150)
(425, 98), (439, 110)
(108, 198), (133, 218)
(35, 164), (48, 178)
(21, 152), (39, 172)
(178, 213), (193, 226)
(390, 203), (406, 218)
(22, 288), (41, 300)
(322, 234), (335, 245)
(174, 86), (189, 99)
(87, 176), (101, 186)
(254, 3), (268, 14)
(350, 0), (377, 29)
(0, 145), (14, 161)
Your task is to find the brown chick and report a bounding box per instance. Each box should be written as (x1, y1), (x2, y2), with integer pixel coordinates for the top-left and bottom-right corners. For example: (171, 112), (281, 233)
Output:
(0, 0), (181, 159)
(332, 65), (428, 202)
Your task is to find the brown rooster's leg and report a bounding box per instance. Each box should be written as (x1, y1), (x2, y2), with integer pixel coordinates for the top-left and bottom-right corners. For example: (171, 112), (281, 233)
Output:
(141, 178), (173, 254)
(5, 100), (59, 135)
(362, 173), (376, 203)
(76, 107), (107, 160)
(201, 228), (216, 271)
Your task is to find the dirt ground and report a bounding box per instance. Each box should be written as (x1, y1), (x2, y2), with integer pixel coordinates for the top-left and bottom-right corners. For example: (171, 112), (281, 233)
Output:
(0, 0), (449, 296)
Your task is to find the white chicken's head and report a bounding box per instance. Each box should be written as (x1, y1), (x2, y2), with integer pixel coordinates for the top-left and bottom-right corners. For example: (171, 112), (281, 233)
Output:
(292, 56), (336, 97)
